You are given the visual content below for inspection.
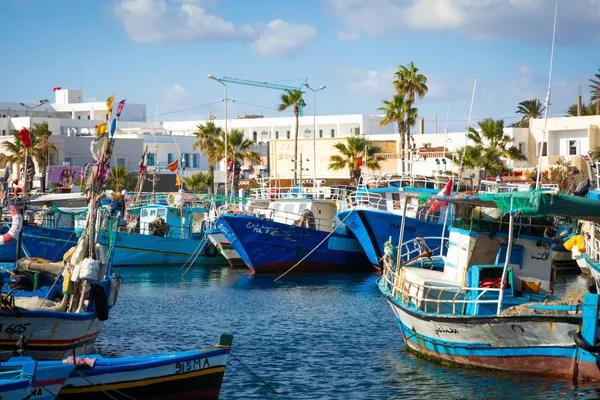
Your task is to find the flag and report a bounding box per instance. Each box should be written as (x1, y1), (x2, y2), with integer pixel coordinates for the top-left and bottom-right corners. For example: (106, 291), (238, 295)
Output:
(427, 178), (453, 214)
(53, 87), (62, 92)
(95, 122), (107, 136)
(175, 171), (182, 187)
(106, 94), (115, 113)
(356, 157), (363, 167)
(110, 118), (117, 136)
(167, 159), (179, 172)
(18, 129), (31, 148)
(116, 99), (126, 119)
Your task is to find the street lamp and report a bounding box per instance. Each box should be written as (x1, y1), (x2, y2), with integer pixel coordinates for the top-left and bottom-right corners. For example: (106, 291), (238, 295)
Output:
(18, 100), (49, 197)
(208, 74), (228, 198)
(303, 83), (326, 192)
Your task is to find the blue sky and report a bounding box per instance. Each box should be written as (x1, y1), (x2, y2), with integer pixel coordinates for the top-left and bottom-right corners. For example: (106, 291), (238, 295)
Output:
(2, 0), (600, 131)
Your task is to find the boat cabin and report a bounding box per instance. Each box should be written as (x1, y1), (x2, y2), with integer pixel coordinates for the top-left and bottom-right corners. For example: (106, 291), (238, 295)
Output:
(127, 205), (208, 240)
(248, 199), (337, 232)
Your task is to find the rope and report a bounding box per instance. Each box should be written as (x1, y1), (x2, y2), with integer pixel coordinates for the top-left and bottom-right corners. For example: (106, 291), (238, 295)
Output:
(230, 352), (278, 396)
(29, 375), (65, 400)
(273, 209), (355, 282)
(73, 370), (137, 400)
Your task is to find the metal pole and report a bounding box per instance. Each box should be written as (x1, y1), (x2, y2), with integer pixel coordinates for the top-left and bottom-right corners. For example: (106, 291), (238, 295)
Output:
(224, 83), (229, 199)
(536, 0), (559, 189)
(497, 197), (515, 315)
(312, 90), (316, 193)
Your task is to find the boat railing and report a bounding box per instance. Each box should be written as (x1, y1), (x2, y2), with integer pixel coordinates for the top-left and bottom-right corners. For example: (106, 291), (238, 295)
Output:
(357, 173), (450, 191)
(479, 181), (559, 193)
(226, 205), (334, 231)
(248, 186), (350, 201)
(380, 265), (503, 316)
(585, 224), (600, 263)
(343, 191), (446, 223)
(398, 236), (448, 260)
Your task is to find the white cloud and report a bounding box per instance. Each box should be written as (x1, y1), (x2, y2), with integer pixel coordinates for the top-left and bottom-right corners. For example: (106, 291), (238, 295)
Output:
(338, 67), (396, 99)
(325, 0), (600, 44)
(162, 84), (189, 102)
(113, 0), (316, 55)
(251, 20), (316, 55)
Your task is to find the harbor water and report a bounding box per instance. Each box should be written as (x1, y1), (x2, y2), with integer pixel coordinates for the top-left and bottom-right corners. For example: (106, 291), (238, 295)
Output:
(96, 267), (600, 399)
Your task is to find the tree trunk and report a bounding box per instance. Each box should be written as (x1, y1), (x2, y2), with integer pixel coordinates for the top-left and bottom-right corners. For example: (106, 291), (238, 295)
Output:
(350, 168), (361, 187)
(294, 107), (299, 186)
(399, 122), (405, 173)
(208, 164), (214, 194)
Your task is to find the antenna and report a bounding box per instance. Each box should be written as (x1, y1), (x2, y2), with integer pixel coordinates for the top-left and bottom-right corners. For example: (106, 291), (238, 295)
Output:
(150, 100), (160, 203)
(535, 0), (559, 189)
(458, 78), (477, 191)
(443, 102), (450, 158)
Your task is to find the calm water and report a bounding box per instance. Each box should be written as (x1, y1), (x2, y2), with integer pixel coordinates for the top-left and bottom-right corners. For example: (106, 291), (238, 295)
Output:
(96, 267), (600, 399)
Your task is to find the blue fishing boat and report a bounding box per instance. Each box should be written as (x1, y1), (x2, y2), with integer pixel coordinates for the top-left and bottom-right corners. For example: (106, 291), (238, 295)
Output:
(215, 198), (371, 273)
(379, 190), (600, 380)
(1, 357), (75, 399)
(338, 174), (454, 269)
(54, 334), (232, 399)
(98, 202), (224, 267)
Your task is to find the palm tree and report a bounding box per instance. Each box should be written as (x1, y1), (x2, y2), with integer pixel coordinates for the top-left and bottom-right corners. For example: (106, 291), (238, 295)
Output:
(566, 102), (598, 117)
(108, 165), (135, 192)
(378, 95), (416, 173)
(277, 89), (305, 185)
(328, 137), (384, 186)
(590, 68), (600, 114)
(458, 118), (527, 177)
(192, 120), (222, 194)
(213, 129), (260, 193)
(183, 172), (214, 194)
(393, 62), (428, 103)
(513, 98), (545, 127)
(0, 122), (56, 191)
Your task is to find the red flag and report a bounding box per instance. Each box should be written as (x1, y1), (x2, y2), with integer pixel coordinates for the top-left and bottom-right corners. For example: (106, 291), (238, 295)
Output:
(356, 157), (363, 167)
(427, 179), (453, 214)
(53, 87), (62, 92)
(167, 159), (178, 172)
(116, 99), (126, 119)
(18, 129), (31, 148)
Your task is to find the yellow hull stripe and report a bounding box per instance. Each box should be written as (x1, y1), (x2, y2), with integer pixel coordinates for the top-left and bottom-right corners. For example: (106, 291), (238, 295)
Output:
(60, 366), (225, 394)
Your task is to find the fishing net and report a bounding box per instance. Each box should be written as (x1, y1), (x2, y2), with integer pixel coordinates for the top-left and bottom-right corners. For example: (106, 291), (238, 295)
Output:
(478, 190), (551, 216)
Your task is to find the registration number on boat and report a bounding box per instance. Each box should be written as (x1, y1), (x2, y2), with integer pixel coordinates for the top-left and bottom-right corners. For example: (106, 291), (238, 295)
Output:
(175, 358), (210, 374)
(0, 323), (30, 334)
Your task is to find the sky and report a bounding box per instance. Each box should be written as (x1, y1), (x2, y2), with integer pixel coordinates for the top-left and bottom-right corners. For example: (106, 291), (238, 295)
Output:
(2, 0), (600, 132)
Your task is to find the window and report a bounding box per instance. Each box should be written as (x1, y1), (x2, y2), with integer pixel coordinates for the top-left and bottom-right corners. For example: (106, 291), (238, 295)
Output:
(319, 129), (323, 138)
(117, 158), (125, 167)
(287, 130), (290, 139)
(146, 153), (155, 167)
(64, 158), (72, 166)
(184, 153), (191, 169)
(518, 142), (526, 154)
(87, 115), (90, 120)
(167, 153), (173, 165)
(568, 140), (578, 155)
(1, 130), (5, 136)
(275, 131), (279, 139)
(535, 142), (547, 157)
(193, 153), (199, 168)
(331, 129), (335, 138)
(77, 116), (81, 120)
(253, 131), (258, 142)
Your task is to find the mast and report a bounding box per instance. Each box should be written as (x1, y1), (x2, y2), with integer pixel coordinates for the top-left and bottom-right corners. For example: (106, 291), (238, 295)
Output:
(150, 101), (160, 203)
(535, 0), (559, 189)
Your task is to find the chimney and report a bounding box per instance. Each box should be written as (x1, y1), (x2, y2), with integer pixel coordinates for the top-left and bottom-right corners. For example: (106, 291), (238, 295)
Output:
(418, 117), (425, 134)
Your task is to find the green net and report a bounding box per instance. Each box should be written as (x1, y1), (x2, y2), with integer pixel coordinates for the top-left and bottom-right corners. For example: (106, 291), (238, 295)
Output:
(478, 190), (551, 216)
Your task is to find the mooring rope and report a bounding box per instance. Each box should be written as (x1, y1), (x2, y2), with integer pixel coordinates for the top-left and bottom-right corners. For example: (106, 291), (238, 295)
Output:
(273, 209), (355, 282)
(230, 352), (279, 395)
(73, 369), (137, 400)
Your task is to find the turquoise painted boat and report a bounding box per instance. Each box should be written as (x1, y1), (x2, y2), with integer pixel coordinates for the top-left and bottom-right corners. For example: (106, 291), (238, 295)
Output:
(99, 203), (226, 267)
(380, 191), (600, 380)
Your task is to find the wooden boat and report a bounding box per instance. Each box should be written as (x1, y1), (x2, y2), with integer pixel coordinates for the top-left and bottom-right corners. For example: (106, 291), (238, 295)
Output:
(55, 334), (233, 399)
(0, 357), (75, 400)
(380, 190), (600, 380)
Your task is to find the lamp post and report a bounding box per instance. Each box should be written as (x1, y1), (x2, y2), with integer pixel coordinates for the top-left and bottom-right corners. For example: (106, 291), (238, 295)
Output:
(208, 75), (228, 199)
(303, 83), (326, 192)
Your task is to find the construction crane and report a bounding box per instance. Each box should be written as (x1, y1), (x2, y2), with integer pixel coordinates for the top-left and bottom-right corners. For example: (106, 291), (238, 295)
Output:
(216, 76), (308, 116)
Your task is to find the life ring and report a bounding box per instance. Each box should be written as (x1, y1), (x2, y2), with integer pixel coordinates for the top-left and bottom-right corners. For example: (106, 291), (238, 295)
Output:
(13, 186), (24, 197)
(0, 205), (23, 245)
(167, 192), (176, 206)
(204, 242), (218, 258)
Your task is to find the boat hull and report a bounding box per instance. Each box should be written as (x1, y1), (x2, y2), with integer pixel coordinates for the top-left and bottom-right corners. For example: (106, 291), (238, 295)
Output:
(208, 230), (246, 268)
(0, 310), (103, 361)
(383, 294), (600, 380)
(339, 209), (446, 268)
(216, 214), (372, 273)
(98, 231), (226, 267)
(57, 348), (230, 400)
(0, 225), (76, 263)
